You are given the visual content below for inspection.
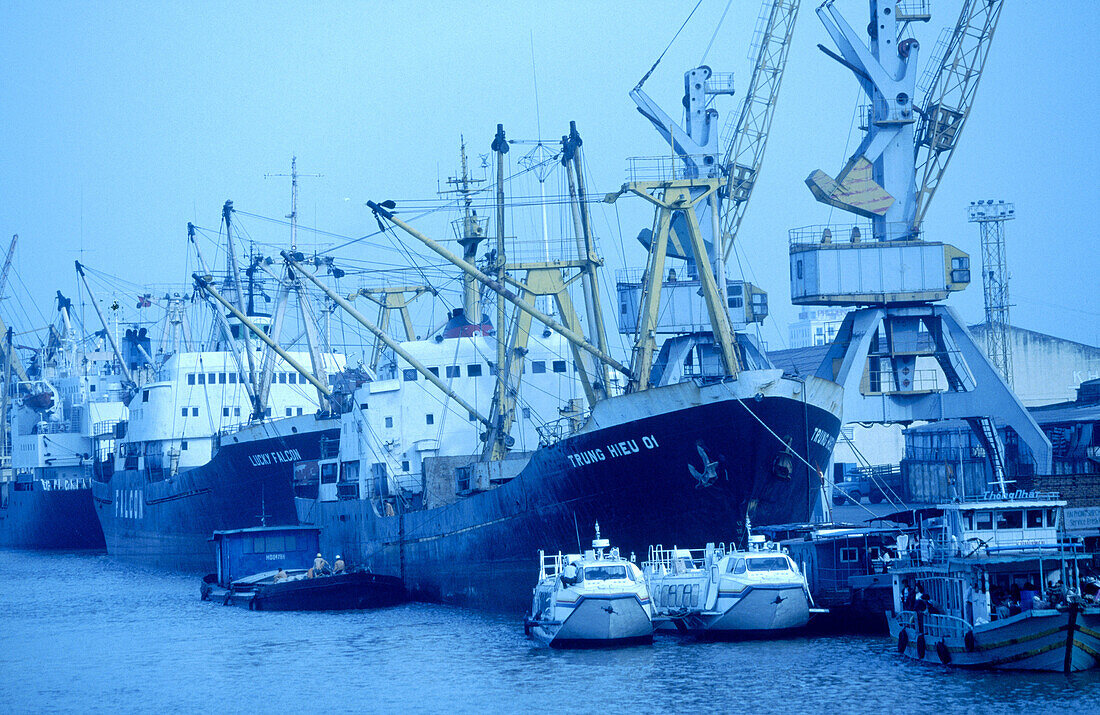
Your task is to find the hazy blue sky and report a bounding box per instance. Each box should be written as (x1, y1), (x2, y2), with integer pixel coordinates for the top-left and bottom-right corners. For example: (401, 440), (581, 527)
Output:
(2, 1), (1097, 355)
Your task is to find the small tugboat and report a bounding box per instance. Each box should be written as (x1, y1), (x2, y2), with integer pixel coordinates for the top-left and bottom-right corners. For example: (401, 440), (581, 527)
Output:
(642, 534), (812, 636)
(200, 526), (404, 611)
(524, 525), (655, 648)
(887, 490), (1100, 672)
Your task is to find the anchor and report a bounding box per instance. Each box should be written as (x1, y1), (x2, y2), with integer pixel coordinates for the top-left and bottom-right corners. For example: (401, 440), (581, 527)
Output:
(688, 441), (719, 488)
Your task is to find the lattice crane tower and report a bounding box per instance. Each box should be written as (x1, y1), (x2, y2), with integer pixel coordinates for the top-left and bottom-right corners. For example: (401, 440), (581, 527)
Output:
(968, 199), (1015, 387)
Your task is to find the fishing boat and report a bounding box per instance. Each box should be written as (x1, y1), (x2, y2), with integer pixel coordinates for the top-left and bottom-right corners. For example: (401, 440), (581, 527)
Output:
(643, 534), (812, 635)
(887, 491), (1100, 672)
(524, 525), (654, 648)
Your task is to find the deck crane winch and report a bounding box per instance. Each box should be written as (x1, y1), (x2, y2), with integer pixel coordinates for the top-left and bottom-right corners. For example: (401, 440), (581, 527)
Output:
(790, 0), (1048, 495)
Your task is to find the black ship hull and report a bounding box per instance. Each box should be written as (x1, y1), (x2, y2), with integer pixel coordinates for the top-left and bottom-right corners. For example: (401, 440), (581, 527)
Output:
(92, 418), (340, 572)
(0, 480), (105, 550)
(300, 379), (842, 614)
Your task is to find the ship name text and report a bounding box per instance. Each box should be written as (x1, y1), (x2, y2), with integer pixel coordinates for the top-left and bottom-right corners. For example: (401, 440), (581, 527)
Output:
(566, 435), (659, 468)
(247, 448), (302, 467)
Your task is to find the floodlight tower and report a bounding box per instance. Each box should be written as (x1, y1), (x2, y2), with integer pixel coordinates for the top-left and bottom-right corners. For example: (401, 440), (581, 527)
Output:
(968, 199), (1015, 387)
(792, 1), (1050, 489)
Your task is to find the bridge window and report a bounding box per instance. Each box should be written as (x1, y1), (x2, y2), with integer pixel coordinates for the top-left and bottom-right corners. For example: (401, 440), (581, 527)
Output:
(1047, 509), (1057, 528)
(1026, 510), (1044, 529)
(187, 373), (195, 385)
(385, 416), (393, 429)
(975, 512), (993, 530)
(143, 390), (149, 402)
(728, 296), (743, 309)
(197, 373), (205, 385)
(996, 510), (1023, 530)
(402, 460), (410, 472)
(297, 408), (303, 416)
(428, 367), (440, 377)
(552, 361), (567, 373)
(731, 558), (747, 574)
(181, 441), (188, 450)
(228, 373), (237, 384)
(182, 407), (188, 417)
(426, 414), (434, 425)
(532, 361), (546, 374)
(403, 369), (417, 382)
(234, 408), (241, 417)
(466, 364), (483, 377)
(286, 408), (293, 417)
(223, 408), (230, 417)
(446, 366), (460, 378)
(288, 373), (297, 384)
(219, 373), (226, 384)
(208, 373), (216, 384)
(278, 373), (287, 384)
(192, 407), (199, 417)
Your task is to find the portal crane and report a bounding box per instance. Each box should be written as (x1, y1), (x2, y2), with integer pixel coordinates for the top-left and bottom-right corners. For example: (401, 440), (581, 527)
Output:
(720, 0), (802, 259)
(914, 0), (1007, 226)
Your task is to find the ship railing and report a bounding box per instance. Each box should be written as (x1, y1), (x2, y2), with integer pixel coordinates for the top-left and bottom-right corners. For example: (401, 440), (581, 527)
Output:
(539, 550), (564, 579)
(536, 414), (586, 447)
(788, 222), (922, 247)
(895, 611), (971, 639)
(320, 437), (340, 460)
(624, 155), (724, 184)
(643, 543), (729, 574)
(93, 420), (121, 437)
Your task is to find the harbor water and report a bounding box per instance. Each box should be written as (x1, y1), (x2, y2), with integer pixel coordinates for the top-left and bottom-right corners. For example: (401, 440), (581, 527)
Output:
(1, 549), (1096, 713)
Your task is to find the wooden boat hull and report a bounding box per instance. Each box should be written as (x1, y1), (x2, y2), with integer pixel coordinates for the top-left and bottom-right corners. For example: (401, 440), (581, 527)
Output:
(888, 606), (1100, 672)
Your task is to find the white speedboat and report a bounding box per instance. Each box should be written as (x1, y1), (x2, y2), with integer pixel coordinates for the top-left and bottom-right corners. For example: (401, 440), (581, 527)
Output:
(643, 535), (812, 635)
(524, 525), (654, 648)
(887, 491), (1100, 672)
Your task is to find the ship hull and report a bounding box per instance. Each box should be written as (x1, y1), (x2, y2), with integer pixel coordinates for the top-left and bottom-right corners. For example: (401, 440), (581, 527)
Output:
(301, 377), (842, 614)
(92, 417), (340, 573)
(0, 478), (105, 550)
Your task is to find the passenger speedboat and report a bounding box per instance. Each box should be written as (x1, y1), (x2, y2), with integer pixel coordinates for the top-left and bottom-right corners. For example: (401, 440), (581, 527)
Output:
(887, 492), (1100, 672)
(524, 526), (654, 648)
(643, 535), (812, 635)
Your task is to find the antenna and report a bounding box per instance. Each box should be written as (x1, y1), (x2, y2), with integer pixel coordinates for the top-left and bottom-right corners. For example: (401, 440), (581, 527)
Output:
(266, 156), (323, 252)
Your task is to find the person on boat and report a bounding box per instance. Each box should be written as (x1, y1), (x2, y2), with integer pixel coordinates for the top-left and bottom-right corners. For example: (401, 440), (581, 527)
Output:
(273, 568), (288, 583)
(560, 561), (580, 588)
(333, 555), (346, 574)
(313, 553), (331, 577)
(1048, 580), (1066, 605)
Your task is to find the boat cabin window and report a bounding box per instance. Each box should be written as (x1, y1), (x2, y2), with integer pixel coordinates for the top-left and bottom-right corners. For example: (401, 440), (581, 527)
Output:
(446, 366), (460, 378)
(320, 463), (338, 484)
(1026, 510), (1044, 529)
(467, 364), (483, 377)
(1047, 509), (1057, 528)
(229, 373), (237, 384)
(187, 373), (195, 385)
(975, 511), (993, 530)
(996, 510), (1023, 530)
(552, 360), (567, 373)
(582, 565), (629, 581)
(747, 557), (790, 572)
(729, 558), (747, 574)
(839, 547), (859, 563)
(428, 367), (440, 377)
(532, 361), (546, 374)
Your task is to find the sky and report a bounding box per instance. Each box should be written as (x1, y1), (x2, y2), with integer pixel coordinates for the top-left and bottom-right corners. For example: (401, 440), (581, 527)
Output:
(1, 0), (1097, 359)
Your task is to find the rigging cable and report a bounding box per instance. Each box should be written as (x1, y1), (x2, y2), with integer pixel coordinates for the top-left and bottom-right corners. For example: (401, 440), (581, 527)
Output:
(634, 0), (706, 91)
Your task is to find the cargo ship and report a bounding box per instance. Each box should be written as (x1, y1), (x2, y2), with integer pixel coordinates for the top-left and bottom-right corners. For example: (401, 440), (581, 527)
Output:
(0, 295), (127, 550)
(271, 60), (845, 613)
(89, 210), (347, 572)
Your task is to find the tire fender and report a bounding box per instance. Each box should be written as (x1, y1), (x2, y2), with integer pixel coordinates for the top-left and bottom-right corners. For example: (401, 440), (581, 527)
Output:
(916, 634), (927, 659)
(897, 628), (909, 653)
(964, 630), (976, 653)
(936, 640), (951, 664)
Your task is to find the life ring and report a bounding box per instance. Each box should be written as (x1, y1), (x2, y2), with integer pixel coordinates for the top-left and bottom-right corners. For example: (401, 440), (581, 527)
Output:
(897, 629), (909, 653)
(916, 634), (926, 659)
(936, 640), (951, 664)
(964, 630), (976, 653)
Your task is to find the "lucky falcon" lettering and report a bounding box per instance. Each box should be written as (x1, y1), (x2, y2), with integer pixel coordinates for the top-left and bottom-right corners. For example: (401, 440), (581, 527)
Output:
(247, 448), (303, 467)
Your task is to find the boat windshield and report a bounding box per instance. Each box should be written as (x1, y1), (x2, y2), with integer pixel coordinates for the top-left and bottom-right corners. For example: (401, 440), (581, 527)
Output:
(582, 565), (629, 581)
(745, 557), (790, 572)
